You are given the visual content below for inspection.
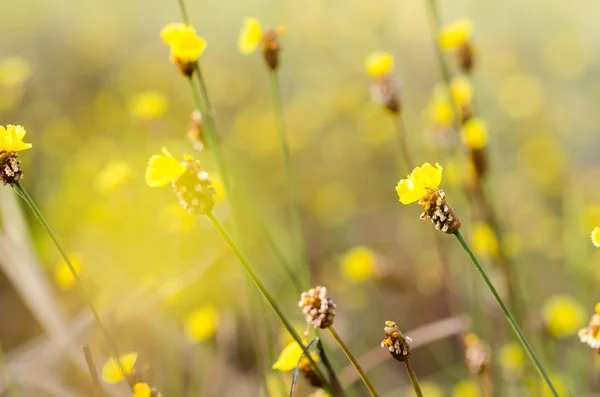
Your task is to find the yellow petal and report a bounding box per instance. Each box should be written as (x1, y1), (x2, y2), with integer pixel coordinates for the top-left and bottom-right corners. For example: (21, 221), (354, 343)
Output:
(591, 227), (600, 248)
(439, 18), (473, 50)
(365, 51), (394, 77)
(133, 382), (151, 397)
(0, 125), (32, 152)
(450, 75), (473, 106)
(410, 162), (443, 190)
(184, 306), (219, 343)
(102, 352), (138, 384)
(145, 148), (186, 187)
(542, 295), (585, 338)
(238, 17), (262, 55)
(461, 118), (488, 149)
(170, 29), (207, 63)
(272, 340), (317, 371)
(341, 246), (376, 282)
(160, 23), (190, 45)
(396, 178), (427, 205)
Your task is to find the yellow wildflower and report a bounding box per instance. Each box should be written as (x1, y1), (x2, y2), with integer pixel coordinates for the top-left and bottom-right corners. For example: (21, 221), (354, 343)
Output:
(498, 342), (524, 374)
(440, 18), (473, 50)
(132, 383), (151, 397)
(95, 160), (132, 195)
(591, 227), (600, 247)
(184, 306), (219, 343)
(145, 147), (186, 187)
(0, 57), (32, 86)
(452, 380), (480, 397)
(128, 90), (168, 121)
(471, 223), (498, 258)
(396, 163), (443, 205)
(54, 254), (83, 290)
(365, 51), (394, 77)
(450, 75), (473, 106)
(340, 246), (376, 282)
(272, 340), (318, 371)
(101, 352), (138, 384)
(461, 118), (488, 149)
(160, 23), (206, 72)
(0, 125), (32, 152)
(430, 96), (453, 127)
(238, 17), (263, 55)
(543, 295), (586, 338)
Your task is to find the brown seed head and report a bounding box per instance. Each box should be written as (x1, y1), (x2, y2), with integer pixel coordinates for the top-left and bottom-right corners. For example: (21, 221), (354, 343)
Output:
(464, 333), (492, 375)
(299, 356), (324, 388)
(299, 286), (336, 329)
(187, 110), (206, 151)
(470, 147), (488, 182)
(172, 158), (217, 215)
(0, 151), (23, 187)
(380, 321), (412, 362)
(419, 190), (461, 234)
(370, 75), (401, 114)
(457, 42), (476, 73)
(261, 28), (284, 71)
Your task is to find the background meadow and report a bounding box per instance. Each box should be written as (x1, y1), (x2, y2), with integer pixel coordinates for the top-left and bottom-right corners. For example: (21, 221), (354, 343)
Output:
(1, 0), (600, 395)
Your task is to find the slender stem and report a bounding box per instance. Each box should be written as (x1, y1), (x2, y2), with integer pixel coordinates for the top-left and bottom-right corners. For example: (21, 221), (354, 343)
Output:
(404, 359), (423, 397)
(0, 343), (16, 397)
(83, 346), (105, 397)
(205, 212), (332, 393)
(13, 183), (132, 389)
(327, 326), (379, 397)
(454, 230), (559, 397)
(269, 71), (309, 285)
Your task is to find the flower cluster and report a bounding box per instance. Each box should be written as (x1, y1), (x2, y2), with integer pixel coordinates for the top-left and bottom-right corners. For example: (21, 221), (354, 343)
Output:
(365, 51), (401, 114)
(380, 321), (412, 362)
(239, 17), (286, 70)
(160, 23), (207, 77)
(578, 303), (600, 352)
(299, 286), (336, 329)
(0, 124), (32, 186)
(440, 18), (476, 73)
(102, 352), (163, 396)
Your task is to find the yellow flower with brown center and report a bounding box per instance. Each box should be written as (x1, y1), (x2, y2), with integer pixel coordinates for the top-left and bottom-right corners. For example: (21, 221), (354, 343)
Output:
(238, 17), (263, 55)
(238, 17), (286, 70)
(160, 23), (206, 76)
(396, 163), (443, 205)
(591, 227), (600, 247)
(440, 18), (473, 50)
(365, 51), (394, 77)
(101, 352), (138, 384)
(0, 125), (32, 152)
(132, 382), (151, 397)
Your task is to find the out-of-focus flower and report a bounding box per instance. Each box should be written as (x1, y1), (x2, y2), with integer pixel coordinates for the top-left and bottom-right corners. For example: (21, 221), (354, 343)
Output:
(0, 57), (31, 86)
(54, 254), (83, 290)
(407, 382), (443, 397)
(128, 90), (168, 121)
(464, 333), (491, 375)
(0, 125), (32, 152)
(145, 148), (187, 188)
(133, 383), (151, 397)
(452, 380), (480, 397)
(497, 73), (544, 120)
(429, 94), (454, 127)
(238, 17), (285, 70)
(396, 163), (443, 205)
(497, 342), (525, 377)
(272, 340), (318, 371)
(461, 118), (488, 150)
(340, 246), (376, 282)
(365, 51), (393, 77)
(450, 76), (472, 107)
(299, 286), (336, 329)
(471, 223), (498, 258)
(102, 352), (138, 384)
(238, 17), (263, 55)
(577, 302), (600, 351)
(536, 374), (567, 397)
(0, 125), (32, 187)
(184, 305), (218, 343)
(95, 160), (132, 195)
(591, 227), (600, 248)
(439, 18), (473, 50)
(160, 23), (206, 77)
(543, 295), (586, 338)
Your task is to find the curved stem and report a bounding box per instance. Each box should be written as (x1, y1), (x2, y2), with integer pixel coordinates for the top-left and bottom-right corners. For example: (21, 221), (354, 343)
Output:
(454, 230), (559, 397)
(328, 326), (379, 397)
(13, 183), (132, 389)
(404, 359), (423, 397)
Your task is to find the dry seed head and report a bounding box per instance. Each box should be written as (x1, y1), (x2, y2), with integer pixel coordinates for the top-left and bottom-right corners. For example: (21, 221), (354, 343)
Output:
(0, 151), (23, 186)
(370, 75), (401, 114)
(172, 158), (217, 215)
(464, 334), (492, 375)
(299, 356), (324, 388)
(299, 286), (336, 329)
(470, 147), (488, 182)
(458, 42), (476, 73)
(261, 28), (283, 70)
(419, 189), (461, 234)
(187, 110), (206, 151)
(380, 321), (412, 362)
(578, 312), (600, 352)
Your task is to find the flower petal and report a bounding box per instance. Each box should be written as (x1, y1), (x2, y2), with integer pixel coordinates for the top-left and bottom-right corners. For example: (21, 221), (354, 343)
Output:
(238, 17), (262, 55)
(410, 162), (443, 190)
(365, 51), (394, 77)
(101, 352), (138, 384)
(396, 178), (427, 205)
(145, 148), (186, 187)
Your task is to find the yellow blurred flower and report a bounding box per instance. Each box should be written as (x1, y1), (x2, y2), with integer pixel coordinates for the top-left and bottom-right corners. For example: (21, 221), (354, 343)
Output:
(452, 380), (480, 397)
(340, 246), (376, 282)
(538, 374), (567, 397)
(497, 73), (544, 120)
(132, 382), (151, 397)
(54, 254), (83, 290)
(0, 57), (31, 86)
(184, 306), (218, 343)
(450, 75), (473, 106)
(238, 17), (263, 55)
(396, 162), (443, 205)
(145, 147), (186, 187)
(498, 342), (525, 373)
(95, 160), (132, 195)
(471, 223), (498, 258)
(461, 118), (488, 149)
(365, 51), (394, 77)
(160, 23), (206, 64)
(439, 18), (473, 50)
(102, 352), (138, 384)
(406, 382), (443, 397)
(591, 227), (600, 248)
(128, 90), (168, 121)
(0, 125), (32, 152)
(272, 340), (318, 371)
(542, 295), (586, 338)
(430, 96), (453, 127)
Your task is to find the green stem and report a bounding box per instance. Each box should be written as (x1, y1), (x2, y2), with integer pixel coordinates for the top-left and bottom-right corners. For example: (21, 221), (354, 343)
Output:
(205, 212), (332, 394)
(454, 230), (559, 397)
(404, 359), (423, 397)
(83, 346), (105, 397)
(13, 183), (132, 389)
(269, 70), (309, 285)
(327, 326), (379, 397)
(0, 342), (16, 397)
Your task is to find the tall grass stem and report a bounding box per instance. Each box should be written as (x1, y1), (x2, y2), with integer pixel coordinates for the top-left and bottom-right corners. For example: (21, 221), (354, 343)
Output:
(404, 359), (423, 397)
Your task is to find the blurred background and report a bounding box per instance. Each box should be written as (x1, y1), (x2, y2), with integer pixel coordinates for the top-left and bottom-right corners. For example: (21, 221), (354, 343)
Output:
(0, 0), (600, 395)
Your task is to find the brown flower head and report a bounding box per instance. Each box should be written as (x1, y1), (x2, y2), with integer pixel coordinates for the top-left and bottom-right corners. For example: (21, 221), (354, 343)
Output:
(299, 286), (336, 329)
(464, 333), (492, 375)
(381, 321), (412, 362)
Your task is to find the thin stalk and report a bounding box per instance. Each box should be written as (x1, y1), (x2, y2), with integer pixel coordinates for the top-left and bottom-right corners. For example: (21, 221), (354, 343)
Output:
(83, 346), (105, 397)
(454, 230), (559, 397)
(327, 326), (379, 397)
(206, 212), (332, 394)
(269, 70), (309, 285)
(0, 343), (16, 397)
(404, 359), (423, 397)
(13, 183), (132, 389)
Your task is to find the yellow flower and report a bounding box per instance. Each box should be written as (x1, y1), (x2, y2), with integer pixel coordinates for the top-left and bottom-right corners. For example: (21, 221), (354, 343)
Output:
(406, 382), (443, 397)
(95, 160), (132, 195)
(129, 90), (168, 121)
(461, 118), (488, 149)
(396, 163), (443, 205)
(596, 302), (600, 314)
(0, 125), (32, 152)
(160, 23), (206, 64)
(132, 382), (151, 397)
(54, 254), (83, 290)
(184, 306), (219, 343)
(365, 51), (394, 77)
(471, 223), (498, 258)
(452, 380), (480, 397)
(439, 18), (473, 50)
(498, 342), (525, 372)
(450, 75), (473, 106)
(341, 246), (376, 282)
(430, 96), (453, 127)
(238, 17), (263, 55)
(272, 340), (318, 371)
(102, 352), (138, 384)
(0, 57), (32, 86)
(591, 227), (600, 247)
(145, 147), (186, 187)
(542, 295), (586, 338)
